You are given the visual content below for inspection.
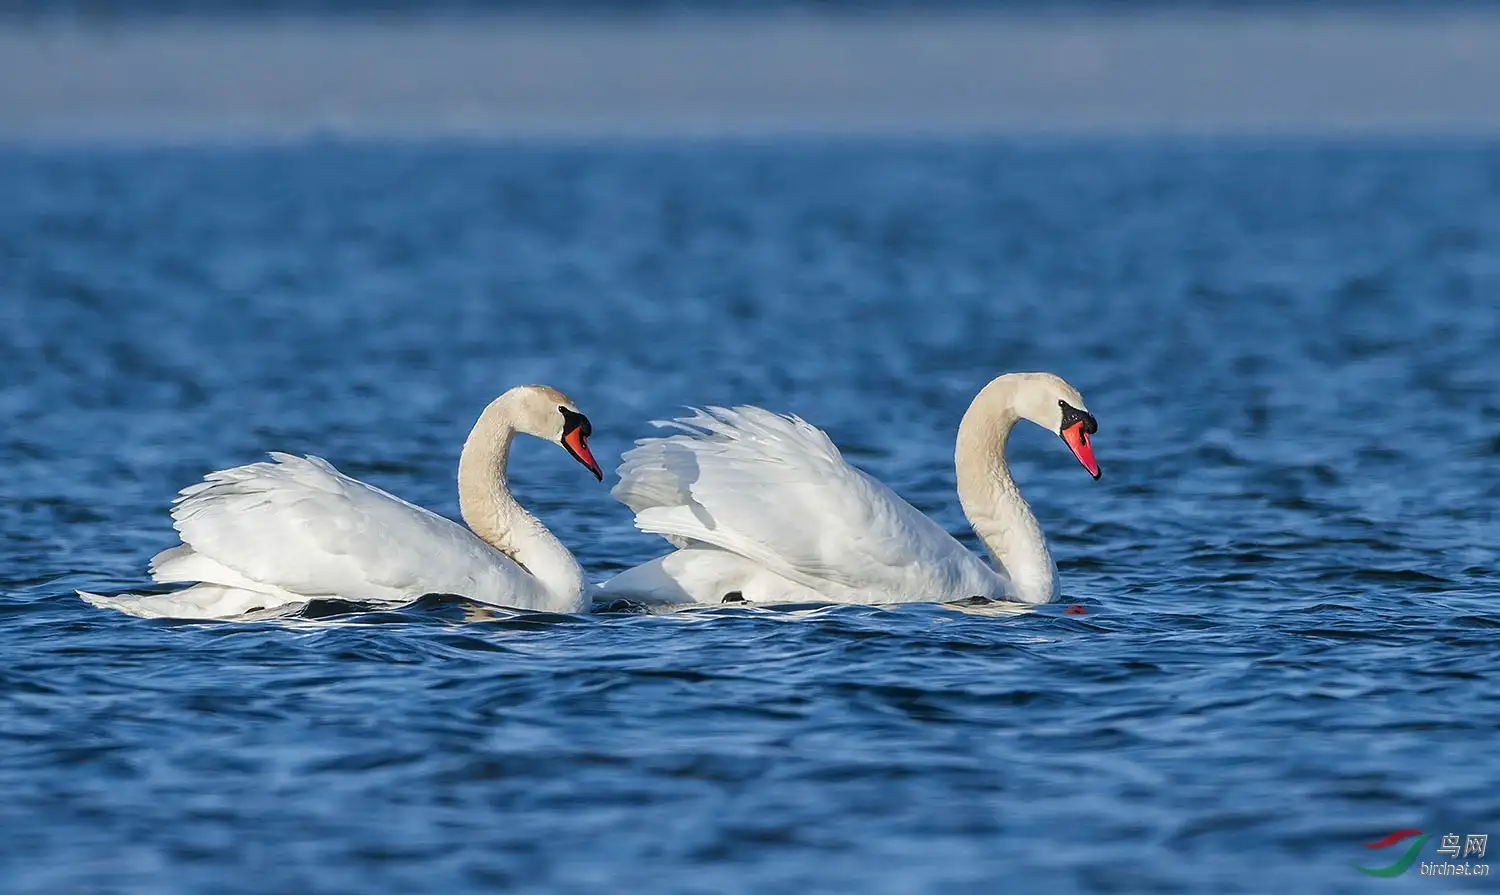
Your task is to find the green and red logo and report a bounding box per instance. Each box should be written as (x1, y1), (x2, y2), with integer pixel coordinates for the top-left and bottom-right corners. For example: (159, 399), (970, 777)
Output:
(1353, 829), (1431, 878)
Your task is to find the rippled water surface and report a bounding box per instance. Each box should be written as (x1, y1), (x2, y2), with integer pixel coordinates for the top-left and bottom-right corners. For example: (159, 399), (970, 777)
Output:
(3, 141), (1498, 893)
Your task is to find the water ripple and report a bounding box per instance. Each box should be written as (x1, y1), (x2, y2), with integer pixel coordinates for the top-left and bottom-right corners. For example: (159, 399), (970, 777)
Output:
(3, 141), (1499, 894)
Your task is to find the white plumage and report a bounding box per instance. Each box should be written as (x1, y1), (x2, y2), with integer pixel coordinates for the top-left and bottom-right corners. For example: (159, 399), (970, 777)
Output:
(605, 407), (999, 604)
(81, 385), (603, 619)
(599, 373), (1101, 607)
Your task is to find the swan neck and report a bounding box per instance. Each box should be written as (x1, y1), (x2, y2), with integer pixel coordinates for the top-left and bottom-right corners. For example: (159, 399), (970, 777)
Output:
(457, 397), (584, 607)
(954, 383), (1058, 604)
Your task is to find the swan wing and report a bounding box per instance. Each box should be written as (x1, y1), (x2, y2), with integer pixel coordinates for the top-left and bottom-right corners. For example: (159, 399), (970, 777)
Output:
(612, 407), (997, 601)
(159, 453), (529, 603)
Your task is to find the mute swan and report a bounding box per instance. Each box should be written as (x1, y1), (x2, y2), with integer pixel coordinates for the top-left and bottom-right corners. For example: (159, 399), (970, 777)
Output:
(79, 385), (604, 619)
(596, 372), (1099, 607)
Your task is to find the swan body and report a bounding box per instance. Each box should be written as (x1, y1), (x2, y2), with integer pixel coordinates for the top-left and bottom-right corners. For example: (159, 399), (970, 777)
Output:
(80, 385), (603, 619)
(596, 372), (1099, 607)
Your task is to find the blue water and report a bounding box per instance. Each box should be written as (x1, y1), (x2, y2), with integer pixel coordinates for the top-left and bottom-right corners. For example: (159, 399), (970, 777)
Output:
(3, 141), (1498, 893)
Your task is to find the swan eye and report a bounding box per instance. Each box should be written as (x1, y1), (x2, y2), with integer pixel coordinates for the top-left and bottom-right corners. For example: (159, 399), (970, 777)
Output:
(1059, 400), (1098, 435)
(559, 406), (592, 438)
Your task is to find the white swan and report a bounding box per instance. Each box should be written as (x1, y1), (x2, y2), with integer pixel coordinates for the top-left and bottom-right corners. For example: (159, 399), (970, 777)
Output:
(79, 385), (604, 619)
(596, 372), (1099, 607)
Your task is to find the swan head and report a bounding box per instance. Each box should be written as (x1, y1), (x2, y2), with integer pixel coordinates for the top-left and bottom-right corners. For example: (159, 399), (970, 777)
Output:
(1009, 372), (1100, 481)
(505, 385), (604, 481)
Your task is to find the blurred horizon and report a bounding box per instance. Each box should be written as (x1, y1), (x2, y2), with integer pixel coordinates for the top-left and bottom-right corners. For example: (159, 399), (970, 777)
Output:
(3, 3), (1500, 142)
(9, 0), (1500, 15)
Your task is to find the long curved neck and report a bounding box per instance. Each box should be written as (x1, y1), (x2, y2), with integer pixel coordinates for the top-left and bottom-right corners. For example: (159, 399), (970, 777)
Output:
(456, 395), (584, 607)
(953, 380), (1058, 604)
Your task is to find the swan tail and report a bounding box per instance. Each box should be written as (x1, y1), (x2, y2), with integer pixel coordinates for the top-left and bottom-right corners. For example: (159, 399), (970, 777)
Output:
(78, 585), (304, 620)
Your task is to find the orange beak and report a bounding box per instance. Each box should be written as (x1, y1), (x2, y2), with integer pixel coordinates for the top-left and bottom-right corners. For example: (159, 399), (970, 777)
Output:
(1061, 421), (1100, 480)
(563, 428), (603, 481)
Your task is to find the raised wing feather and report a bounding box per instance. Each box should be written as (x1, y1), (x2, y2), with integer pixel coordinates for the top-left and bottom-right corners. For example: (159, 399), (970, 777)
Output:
(164, 453), (531, 603)
(612, 407), (998, 601)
